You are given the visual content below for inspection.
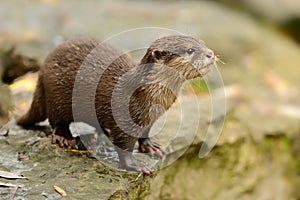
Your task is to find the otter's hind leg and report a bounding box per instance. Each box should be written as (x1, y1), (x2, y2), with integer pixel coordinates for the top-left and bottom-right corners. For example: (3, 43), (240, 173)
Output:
(138, 127), (165, 158)
(52, 123), (77, 149)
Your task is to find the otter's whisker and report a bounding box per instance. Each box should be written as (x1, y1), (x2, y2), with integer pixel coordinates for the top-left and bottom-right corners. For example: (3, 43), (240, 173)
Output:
(215, 55), (225, 65)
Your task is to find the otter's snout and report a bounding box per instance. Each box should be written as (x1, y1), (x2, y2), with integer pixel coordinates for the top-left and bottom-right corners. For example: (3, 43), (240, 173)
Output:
(205, 49), (215, 60)
(203, 49), (216, 66)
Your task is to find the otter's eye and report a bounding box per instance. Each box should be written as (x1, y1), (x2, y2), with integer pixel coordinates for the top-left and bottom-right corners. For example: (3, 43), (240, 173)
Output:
(186, 48), (195, 55)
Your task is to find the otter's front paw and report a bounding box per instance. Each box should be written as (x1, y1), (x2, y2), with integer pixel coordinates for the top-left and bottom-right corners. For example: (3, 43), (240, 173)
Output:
(138, 138), (165, 158)
(119, 152), (153, 175)
(123, 161), (153, 175)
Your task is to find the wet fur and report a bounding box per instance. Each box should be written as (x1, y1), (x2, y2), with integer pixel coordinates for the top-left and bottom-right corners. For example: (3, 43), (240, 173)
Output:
(17, 35), (213, 170)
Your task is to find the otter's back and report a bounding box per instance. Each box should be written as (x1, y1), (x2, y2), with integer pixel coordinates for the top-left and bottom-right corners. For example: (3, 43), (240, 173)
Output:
(41, 38), (133, 126)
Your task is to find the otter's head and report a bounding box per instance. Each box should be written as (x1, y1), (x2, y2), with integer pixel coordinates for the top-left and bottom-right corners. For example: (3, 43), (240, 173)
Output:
(141, 35), (215, 79)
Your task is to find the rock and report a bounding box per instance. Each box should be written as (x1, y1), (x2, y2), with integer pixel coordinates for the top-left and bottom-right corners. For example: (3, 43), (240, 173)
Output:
(1, 0), (300, 199)
(210, 0), (300, 43)
(148, 134), (300, 200)
(0, 130), (152, 200)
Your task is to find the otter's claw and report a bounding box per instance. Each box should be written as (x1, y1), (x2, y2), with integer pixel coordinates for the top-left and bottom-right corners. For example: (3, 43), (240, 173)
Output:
(139, 138), (165, 158)
(126, 161), (152, 175)
(121, 156), (153, 175)
(52, 134), (78, 149)
(118, 150), (153, 175)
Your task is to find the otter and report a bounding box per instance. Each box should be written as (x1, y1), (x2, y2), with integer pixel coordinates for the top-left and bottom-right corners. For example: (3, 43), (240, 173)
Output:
(17, 35), (215, 174)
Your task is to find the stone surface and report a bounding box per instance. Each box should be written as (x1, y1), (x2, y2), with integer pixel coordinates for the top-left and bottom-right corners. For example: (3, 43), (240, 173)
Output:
(0, 0), (300, 199)
(0, 127), (151, 200)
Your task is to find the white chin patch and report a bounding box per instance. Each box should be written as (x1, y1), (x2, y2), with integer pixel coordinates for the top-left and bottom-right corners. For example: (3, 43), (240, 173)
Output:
(199, 63), (213, 75)
(204, 57), (212, 64)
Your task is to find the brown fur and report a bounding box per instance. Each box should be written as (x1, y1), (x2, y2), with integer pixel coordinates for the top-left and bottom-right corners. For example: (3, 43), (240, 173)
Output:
(17, 35), (215, 172)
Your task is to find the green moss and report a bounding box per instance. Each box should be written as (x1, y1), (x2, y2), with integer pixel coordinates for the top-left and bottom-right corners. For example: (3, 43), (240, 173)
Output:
(155, 134), (300, 200)
(163, 164), (180, 186)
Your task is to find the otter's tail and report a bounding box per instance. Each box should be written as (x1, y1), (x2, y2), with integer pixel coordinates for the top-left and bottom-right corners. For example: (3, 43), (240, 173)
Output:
(17, 74), (47, 127)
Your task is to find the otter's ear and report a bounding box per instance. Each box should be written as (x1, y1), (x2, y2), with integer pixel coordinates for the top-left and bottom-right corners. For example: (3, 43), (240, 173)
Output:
(152, 49), (168, 62)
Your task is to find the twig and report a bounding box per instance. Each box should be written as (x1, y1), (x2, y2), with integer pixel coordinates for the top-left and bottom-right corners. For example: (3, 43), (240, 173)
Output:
(9, 186), (18, 200)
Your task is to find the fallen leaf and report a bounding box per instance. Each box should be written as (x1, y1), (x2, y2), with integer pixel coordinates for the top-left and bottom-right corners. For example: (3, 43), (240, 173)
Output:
(65, 149), (89, 153)
(0, 170), (27, 179)
(53, 185), (67, 197)
(0, 182), (24, 188)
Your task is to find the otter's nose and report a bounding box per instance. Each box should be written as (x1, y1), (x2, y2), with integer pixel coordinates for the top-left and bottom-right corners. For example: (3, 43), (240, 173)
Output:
(205, 50), (215, 59)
